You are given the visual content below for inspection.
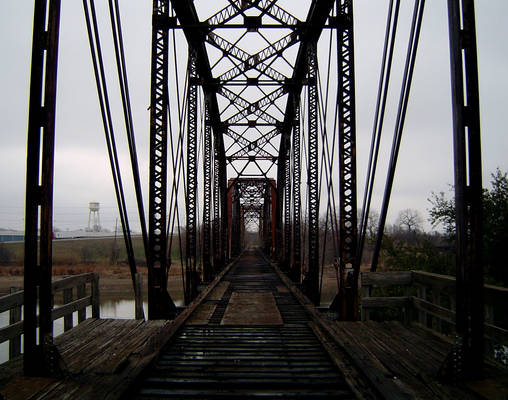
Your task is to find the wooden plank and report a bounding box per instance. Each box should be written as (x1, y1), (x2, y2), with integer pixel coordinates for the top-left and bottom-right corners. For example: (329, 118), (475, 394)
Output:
(91, 274), (100, 318)
(135, 273), (144, 320)
(330, 321), (416, 400)
(77, 284), (86, 323)
(484, 323), (508, 346)
(8, 287), (22, 359)
(63, 288), (73, 332)
(412, 297), (455, 324)
(221, 292), (283, 325)
(270, 261), (415, 399)
(0, 291), (24, 314)
(51, 273), (96, 292)
(361, 271), (412, 287)
(412, 271), (455, 292)
(186, 304), (216, 325)
(361, 296), (409, 309)
(52, 297), (91, 322)
(308, 321), (382, 400)
(0, 321), (23, 343)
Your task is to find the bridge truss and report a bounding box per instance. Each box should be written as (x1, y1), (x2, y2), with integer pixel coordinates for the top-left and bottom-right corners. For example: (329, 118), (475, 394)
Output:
(22, 0), (485, 380)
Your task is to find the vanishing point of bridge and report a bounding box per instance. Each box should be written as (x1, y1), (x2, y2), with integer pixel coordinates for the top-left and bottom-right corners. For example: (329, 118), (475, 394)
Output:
(2, 0), (506, 398)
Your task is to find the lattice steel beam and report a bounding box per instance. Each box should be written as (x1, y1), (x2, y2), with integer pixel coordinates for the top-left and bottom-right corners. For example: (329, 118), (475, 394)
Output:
(304, 42), (320, 305)
(330, 0), (358, 320)
(148, 0), (176, 319)
(203, 98), (213, 282)
(291, 105), (302, 282)
(185, 48), (199, 304)
(283, 136), (292, 269)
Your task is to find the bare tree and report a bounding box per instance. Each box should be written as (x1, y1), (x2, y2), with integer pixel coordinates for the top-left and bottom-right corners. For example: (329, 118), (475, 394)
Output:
(396, 208), (423, 233)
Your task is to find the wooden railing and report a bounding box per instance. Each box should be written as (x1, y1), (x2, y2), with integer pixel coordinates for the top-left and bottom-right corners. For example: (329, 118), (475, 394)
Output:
(361, 270), (508, 361)
(0, 272), (100, 360)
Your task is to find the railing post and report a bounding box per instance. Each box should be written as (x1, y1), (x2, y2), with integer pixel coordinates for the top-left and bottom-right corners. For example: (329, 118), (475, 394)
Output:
(403, 283), (412, 325)
(361, 284), (371, 322)
(63, 288), (73, 332)
(92, 273), (100, 319)
(135, 272), (145, 320)
(432, 289), (442, 333)
(9, 287), (22, 360)
(77, 283), (86, 323)
(417, 285), (427, 326)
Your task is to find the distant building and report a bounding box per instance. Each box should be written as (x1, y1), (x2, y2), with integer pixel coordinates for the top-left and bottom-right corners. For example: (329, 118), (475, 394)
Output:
(0, 231), (24, 243)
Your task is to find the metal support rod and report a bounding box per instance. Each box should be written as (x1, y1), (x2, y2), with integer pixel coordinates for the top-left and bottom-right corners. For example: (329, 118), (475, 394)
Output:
(24, 0), (62, 376)
(148, 0), (176, 319)
(447, 0), (484, 378)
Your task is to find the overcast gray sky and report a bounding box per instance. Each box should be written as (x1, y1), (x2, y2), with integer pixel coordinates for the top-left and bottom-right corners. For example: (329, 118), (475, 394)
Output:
(0, 1), (507, 232)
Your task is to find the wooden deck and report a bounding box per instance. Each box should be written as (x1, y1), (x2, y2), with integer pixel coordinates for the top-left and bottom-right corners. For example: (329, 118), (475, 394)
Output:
(0, 319), (172, 399)
(0, 249), (506, 399)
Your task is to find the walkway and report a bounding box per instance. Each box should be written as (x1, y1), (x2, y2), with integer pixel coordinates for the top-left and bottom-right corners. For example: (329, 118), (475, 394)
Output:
(130, 249), (358, 398)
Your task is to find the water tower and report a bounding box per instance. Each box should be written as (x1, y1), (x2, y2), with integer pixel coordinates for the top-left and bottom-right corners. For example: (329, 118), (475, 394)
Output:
(87, 202), (101, 232)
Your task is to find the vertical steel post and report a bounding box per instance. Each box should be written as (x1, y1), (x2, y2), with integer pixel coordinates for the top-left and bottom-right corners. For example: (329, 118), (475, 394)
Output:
(276, 132), (286, 264)
(447, 0), (484, 378)
(291, 105), (302, 282)
(148, 0), (176, 319)
(221, 163), (229, 263)
(203, 99), (213, 282)
(303, 42), (320, 305)
(330, 0), (358, 320)
(213, 136), (221, 269)
(24, 0), (62, 376)
(185, 48), (199, 304)
(283, 139), (292, 269)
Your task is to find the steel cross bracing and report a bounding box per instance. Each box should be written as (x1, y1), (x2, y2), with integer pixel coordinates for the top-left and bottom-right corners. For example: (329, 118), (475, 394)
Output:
(151, 0), (356, 311)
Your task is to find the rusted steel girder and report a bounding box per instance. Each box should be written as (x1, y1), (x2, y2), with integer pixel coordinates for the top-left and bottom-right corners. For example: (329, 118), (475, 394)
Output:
(447, 0), (484, 379)
(24, 0), (62, 376)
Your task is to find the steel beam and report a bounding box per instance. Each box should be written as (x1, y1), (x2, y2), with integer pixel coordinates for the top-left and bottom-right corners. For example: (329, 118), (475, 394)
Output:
(203, 99), (213, 282)
(148, 0), (176, 319)
(291, 106), (302, 282)
(185, 48), (199, 304)
(303, 43), (320, 305)
(24, 0), (62, 376)
(330, 0), (358, 320)
(447, 0), (484, 378)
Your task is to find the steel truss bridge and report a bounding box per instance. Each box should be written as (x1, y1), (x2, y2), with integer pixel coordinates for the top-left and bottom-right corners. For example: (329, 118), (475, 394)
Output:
(21, 0), (486, 383)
